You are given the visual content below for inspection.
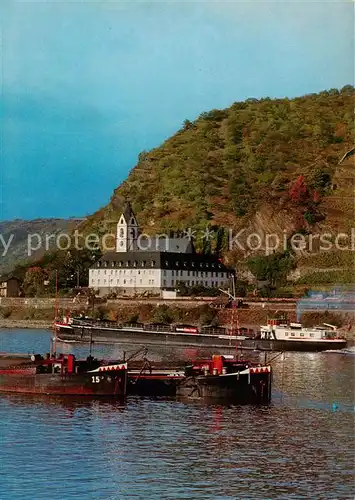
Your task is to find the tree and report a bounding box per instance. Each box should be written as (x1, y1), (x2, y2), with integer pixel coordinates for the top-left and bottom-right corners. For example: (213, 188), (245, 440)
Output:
(289, 175), (308, 204)
(23, 267), (47, 297)
(247, 252), (294, 287)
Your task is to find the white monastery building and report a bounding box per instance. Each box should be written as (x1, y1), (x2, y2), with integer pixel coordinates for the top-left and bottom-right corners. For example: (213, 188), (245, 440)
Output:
(89, 203), (234, 296)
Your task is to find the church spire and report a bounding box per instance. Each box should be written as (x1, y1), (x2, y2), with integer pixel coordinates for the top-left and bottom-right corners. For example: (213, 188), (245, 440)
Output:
(116, 201), (139, 252)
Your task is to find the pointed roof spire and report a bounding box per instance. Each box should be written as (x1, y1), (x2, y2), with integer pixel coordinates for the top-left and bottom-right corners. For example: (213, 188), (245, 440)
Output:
(122, 200), (136, 223)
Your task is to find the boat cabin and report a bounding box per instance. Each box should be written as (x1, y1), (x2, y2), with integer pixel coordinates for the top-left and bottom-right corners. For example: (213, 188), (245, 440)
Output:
(260, 319), (338, 341)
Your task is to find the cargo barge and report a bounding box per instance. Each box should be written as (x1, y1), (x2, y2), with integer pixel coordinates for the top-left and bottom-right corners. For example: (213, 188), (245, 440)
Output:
(126, 353), (272, 403)
(0, 353), (127, 397)
(55, 316), (347, 352)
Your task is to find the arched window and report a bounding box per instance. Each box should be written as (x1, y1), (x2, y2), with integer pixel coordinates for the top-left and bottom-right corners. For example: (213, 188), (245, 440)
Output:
(119, 228), (124, 238)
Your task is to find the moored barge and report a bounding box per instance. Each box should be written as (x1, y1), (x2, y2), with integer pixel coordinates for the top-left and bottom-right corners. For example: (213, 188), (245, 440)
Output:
(126, 353), (272, 403)
(0, 353), (127, 397)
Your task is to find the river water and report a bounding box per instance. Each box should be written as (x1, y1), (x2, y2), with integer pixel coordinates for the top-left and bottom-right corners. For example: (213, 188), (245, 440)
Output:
(0, 329), (354, 499)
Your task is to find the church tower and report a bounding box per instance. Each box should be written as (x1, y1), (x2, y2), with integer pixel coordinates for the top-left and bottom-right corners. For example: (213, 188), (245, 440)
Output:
(116, 202), (139, 252)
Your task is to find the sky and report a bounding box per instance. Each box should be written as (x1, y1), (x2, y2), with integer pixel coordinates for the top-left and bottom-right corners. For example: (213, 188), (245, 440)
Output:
(0, 0), (353, 220)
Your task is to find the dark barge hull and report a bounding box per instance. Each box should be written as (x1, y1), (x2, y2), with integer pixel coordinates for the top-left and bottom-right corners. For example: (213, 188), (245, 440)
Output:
(241, 339), (347, 352)
(127, 374), (182, 396)
(177, 371), (271, 404)
(0, 370), (127, 396)
(57, 325), (250, 349)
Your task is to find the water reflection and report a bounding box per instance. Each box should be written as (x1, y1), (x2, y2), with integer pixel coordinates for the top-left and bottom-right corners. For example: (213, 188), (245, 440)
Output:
(0, 329), (354, 499)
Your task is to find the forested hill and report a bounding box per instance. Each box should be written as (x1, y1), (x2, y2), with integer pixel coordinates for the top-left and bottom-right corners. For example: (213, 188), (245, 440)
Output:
(11, 87), (355, 290)
(84, 87), (352, 229)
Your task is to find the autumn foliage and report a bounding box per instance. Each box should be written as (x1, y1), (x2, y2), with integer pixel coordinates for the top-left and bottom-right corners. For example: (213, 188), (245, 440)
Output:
(289, 175), (308, 204)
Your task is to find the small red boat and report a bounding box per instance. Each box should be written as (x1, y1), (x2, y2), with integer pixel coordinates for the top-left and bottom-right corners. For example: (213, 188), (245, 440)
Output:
(0, 353), (127, 397)
(177, 355), (272, 403)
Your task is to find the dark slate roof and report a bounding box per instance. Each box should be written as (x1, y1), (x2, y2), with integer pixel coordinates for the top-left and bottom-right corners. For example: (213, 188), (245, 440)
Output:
(91, 251), (234, 273)
(122, 202), (136, 223)
(137, 237), (194, 253)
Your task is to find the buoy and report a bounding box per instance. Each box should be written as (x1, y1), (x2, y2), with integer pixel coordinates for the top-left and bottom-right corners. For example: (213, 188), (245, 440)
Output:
(332, 403), (338, 411)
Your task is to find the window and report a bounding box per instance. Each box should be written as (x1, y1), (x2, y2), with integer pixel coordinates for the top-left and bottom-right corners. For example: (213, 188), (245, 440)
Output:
(163, 270), (166, 276)
(187, 281), (190, 286)
(104, 270), (107, 275)
(104, 279), (106, 284)
(285, 332), (288, 336)
(172, 270), (175, 277)
(119, 228), (124, 237)
(187, 271), (190, 277)
(123, 279), (126, 284)
(300, 332), (304, 337)
(192, 281), (194, 286)
(205, 281), (208, 287)
(310, 333), (314, 338)
(163, 280), (167, 286)
(291, 332), (295, 337)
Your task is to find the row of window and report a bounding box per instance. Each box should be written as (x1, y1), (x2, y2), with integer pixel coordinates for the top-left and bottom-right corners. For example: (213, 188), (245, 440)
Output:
(91, 269), (227, 279)
(285, 332), (313, 337)
(92, 269), (156, 276)
(165, 280), (221, 287)
(91, 278), (224, 288)
(97, 260), (225, 270)
(91, 278), (155, 286)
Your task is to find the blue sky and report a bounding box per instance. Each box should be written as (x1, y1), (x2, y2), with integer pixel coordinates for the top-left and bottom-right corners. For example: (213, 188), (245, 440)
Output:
(1, 0), (353, 220)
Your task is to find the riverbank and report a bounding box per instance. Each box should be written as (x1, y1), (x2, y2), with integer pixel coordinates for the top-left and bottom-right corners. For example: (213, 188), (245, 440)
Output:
(0, 319), (52, 330)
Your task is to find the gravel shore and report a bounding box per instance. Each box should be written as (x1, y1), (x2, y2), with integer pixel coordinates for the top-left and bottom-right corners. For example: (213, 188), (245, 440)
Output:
(0, 319), (52, 330)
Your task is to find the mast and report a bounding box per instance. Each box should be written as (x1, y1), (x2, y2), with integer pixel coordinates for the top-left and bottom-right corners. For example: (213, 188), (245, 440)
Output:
(53, 269), (58, 356)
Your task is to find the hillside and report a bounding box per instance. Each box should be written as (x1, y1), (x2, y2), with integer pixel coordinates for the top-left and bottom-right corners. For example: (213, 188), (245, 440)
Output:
(10, 86), (355, 292)
(78, 86), (354, 286)
(0, 219), (81, 276)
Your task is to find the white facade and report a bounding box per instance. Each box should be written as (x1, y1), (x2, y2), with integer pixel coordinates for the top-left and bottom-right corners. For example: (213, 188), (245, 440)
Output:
(89, 203), (233, 297)
(89, 267), (230, 295)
